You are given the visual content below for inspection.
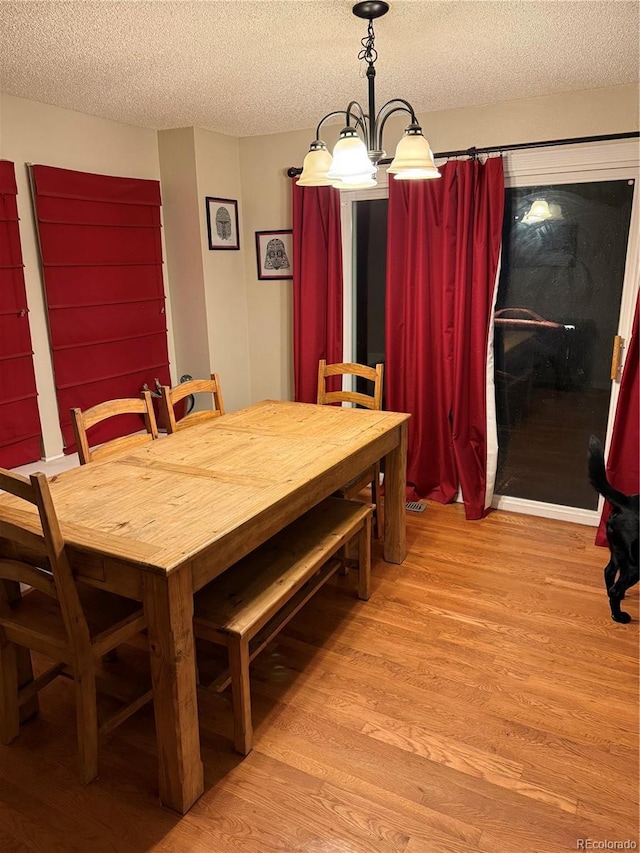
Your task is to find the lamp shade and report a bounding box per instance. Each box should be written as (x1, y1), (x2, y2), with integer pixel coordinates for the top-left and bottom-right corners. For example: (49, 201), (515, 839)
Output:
(326, 128), (376, 187)
(387, 126), (440, 180)
(333, 172), (378, 189)
(296, 141), (334, 186)
(522, 199), (552, 223)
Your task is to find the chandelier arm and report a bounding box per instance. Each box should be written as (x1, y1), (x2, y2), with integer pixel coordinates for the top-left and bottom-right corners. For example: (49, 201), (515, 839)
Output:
(345, 101), (368, 133)
(374, 100), (418, 149)
(376, 97), (417, 121)
(314, 111), (346, 140)
(315, 108), (367, 141)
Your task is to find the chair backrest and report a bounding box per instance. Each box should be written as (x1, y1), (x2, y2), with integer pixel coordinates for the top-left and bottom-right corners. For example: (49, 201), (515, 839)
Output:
(317, 361), (384, 411)
(0, 468), (91, 656)
(70, 391), (158, 465)
(159, 373), (225, 434)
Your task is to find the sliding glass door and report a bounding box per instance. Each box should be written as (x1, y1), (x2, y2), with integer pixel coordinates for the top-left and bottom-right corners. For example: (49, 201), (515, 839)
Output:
(495, 179), (634, 510)
(343, 139), (639, 523)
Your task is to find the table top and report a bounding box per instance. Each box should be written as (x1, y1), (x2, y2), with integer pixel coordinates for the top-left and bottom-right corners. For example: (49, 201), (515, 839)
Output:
(0, 400), (409, 577)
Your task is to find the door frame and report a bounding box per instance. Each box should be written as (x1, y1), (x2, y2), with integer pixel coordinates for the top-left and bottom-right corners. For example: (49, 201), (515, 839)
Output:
(495, 140), (639, 525)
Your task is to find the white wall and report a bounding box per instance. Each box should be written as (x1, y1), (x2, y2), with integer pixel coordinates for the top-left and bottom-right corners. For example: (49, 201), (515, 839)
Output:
(239, 126), (311, 404)
(158, 127), (210, 384)
(193, 126), (251, 413)
(158, 126), (251, 415)
(0, 93), (175, 459)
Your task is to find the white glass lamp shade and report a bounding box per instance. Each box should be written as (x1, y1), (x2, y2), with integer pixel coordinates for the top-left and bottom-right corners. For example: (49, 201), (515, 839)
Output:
(334, 170), (379, 189)
(548, 203), (564, 220)
(296, 141), (334, 186)
(387, 126), (440, 180)
(326, 128), (376, 187)
(522, 199), (552, 223)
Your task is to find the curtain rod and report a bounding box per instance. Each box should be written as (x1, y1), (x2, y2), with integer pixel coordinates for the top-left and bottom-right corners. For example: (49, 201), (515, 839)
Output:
(286, 131), (639, 177)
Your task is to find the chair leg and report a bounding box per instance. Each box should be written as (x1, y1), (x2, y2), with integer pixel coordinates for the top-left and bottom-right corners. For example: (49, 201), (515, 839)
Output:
(228, 634), (253, 755)
(4, 582), (38, 723)
(74, 667), (98, 784)
(0, 638), (19, 744)
(357, 515), (372, 601)
(372, 464), (383, 540)
(17, 645), (40, 723)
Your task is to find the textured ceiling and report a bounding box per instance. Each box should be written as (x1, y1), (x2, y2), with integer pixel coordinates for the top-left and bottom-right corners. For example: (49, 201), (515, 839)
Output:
(0, 1), (638, 138)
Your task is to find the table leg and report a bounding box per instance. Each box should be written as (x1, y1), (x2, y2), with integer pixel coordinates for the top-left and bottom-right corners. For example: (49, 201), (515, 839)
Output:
(143, 568), (204, 813)
(383, 420), (408, 564)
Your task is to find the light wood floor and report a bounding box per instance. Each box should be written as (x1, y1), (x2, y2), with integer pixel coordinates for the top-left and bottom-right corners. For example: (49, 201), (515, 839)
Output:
(1, 503), (638, 852)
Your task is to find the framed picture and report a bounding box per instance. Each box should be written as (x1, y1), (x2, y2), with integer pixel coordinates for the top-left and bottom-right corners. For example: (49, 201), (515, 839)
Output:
(255, 230), (293, 280)
(206, 197), (239, 250)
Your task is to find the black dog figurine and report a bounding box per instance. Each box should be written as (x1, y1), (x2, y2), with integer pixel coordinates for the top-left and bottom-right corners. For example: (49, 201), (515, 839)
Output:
(588, 436), (639, 623)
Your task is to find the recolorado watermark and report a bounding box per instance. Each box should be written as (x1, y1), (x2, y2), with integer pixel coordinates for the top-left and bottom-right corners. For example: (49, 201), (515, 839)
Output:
(576, 841), (637, 850)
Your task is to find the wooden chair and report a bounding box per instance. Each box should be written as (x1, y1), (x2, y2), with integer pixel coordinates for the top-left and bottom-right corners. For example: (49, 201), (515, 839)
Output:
(317, 359), (384, 537)
(159, 373), (225, 434)
(70, 391), (158, 465)
(0, 468), (151, 784)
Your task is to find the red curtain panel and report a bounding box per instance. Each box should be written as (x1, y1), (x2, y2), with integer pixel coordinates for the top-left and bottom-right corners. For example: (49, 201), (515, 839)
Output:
(385, 158), (505, 519)
(292, 184), (343, 403)
(0, 161), (42, 468)
(596, 293), (639, 546)
(31, 165), (171, 452)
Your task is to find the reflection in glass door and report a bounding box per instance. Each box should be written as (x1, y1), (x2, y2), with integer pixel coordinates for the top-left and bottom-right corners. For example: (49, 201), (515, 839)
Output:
(494, 180), (635, 510)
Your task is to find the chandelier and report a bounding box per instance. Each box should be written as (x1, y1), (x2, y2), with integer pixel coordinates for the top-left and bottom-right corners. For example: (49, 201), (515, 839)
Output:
(296, 1), (440, 189)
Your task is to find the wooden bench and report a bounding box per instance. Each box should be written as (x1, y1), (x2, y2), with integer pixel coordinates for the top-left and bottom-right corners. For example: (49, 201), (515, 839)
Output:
(193, 497), (373, 755)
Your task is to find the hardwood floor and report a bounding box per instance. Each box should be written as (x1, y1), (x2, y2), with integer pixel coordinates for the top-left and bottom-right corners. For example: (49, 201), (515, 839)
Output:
(1, 503), (637, 852)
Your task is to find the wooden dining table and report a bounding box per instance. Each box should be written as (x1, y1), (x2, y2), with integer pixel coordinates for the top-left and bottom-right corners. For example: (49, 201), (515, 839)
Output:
(0, 399), (409, 813)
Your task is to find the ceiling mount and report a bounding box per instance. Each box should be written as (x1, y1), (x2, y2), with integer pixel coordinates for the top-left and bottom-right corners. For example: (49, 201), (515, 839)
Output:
(352, 1), (389, 20)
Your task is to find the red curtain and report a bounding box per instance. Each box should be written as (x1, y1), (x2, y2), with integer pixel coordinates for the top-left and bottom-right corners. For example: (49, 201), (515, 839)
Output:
(595, 293), (639, 546)
(292, 184), (343, 403)
(385, 158), (504, 519)
(31, 165), (171, 452)
(0, 161), (42, 468)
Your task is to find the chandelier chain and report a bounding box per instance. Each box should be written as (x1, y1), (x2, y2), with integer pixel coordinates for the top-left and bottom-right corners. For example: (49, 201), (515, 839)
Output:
(358, 19), (377, 67)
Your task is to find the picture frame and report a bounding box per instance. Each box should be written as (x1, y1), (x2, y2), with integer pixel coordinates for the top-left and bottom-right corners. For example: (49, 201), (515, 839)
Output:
(206, 197), (240, 250)
(255, 229), (293, 280)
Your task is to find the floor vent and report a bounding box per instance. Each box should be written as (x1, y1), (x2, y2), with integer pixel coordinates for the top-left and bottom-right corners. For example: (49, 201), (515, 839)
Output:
(405, 501), (426, 513)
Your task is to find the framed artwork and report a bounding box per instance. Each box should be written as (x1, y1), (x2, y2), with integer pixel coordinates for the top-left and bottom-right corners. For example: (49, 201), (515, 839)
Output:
(255, 229), (293, 280)
(206, 197), (240, 250)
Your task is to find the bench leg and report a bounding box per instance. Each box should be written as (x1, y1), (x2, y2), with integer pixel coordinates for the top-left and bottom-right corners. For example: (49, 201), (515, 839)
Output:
(338, 543), (350, 575)
(228, 634), (253, 755)
(358, 515), (372, 601)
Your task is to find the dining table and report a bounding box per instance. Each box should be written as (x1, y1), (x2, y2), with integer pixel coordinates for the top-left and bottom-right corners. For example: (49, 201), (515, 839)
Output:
(0, 399), (409, 813)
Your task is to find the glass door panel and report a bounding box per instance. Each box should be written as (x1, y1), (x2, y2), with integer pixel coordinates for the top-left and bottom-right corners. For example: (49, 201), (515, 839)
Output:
(354, 198), (387, 402)
(494, 180), (635, 509)
(354, 198), (387, 368)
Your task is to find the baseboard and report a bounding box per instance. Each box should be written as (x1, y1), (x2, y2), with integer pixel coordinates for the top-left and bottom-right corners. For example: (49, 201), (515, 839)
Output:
(12, 453), (79, 477)
(492, 494), (600, 526)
